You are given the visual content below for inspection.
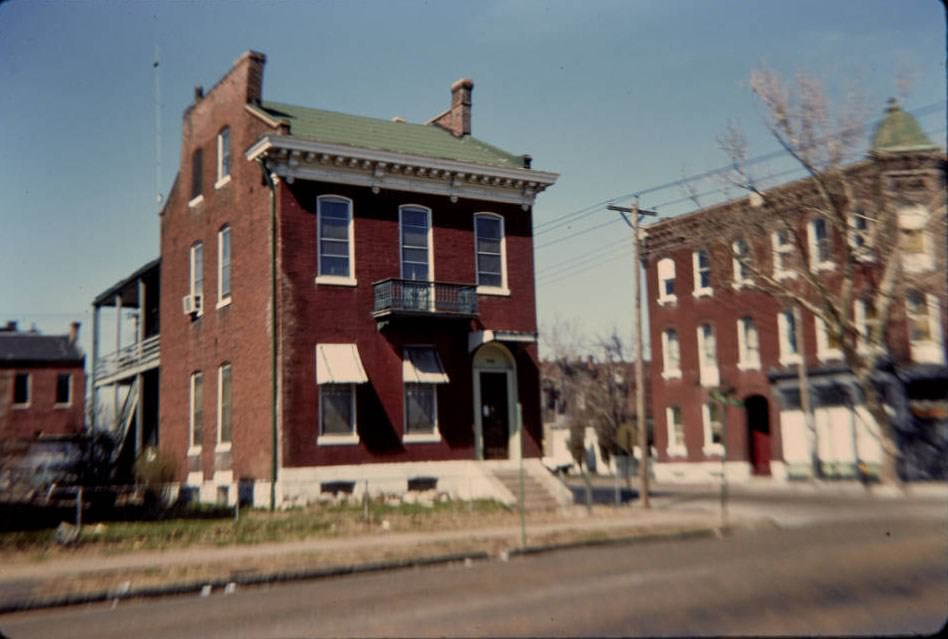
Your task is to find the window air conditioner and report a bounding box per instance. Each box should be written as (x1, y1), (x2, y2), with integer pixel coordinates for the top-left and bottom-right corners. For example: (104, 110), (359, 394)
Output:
(182, 294), (203, 315)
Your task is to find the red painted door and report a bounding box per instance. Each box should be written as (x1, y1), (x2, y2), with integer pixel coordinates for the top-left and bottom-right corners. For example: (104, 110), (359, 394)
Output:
(751, 427), (771, 475)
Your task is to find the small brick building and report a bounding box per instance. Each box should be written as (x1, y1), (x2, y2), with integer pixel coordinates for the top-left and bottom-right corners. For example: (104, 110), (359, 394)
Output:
(141, 51), (563, 506)
(0, 321), (85, 442)
(643, 102), (946, 483)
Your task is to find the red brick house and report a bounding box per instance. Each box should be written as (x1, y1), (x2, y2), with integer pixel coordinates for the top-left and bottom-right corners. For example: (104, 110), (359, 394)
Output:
(0, 321), (85, 442)
(643, 102), (946, 483)
(142, 51), (564, 507)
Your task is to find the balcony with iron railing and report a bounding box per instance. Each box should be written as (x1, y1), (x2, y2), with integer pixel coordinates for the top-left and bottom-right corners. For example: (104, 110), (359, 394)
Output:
(372, 279), (478, 320)
(93, 334), (160, 387)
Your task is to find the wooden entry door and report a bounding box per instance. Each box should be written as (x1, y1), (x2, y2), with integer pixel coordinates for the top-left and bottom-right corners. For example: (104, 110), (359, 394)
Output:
(480, 372), (509, 460)
(746, 395), (771, 475)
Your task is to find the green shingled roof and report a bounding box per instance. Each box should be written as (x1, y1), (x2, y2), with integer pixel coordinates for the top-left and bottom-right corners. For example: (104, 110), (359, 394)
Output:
(871, 98), (936, 152)
(258, 101), (526, 169)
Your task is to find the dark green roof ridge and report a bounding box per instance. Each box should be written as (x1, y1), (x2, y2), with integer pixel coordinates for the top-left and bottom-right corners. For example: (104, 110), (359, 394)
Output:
(258, 101), (525, 169)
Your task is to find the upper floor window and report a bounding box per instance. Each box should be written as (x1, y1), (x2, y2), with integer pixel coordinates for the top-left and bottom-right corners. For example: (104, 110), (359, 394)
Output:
(697, 323), (719, 387)
(732, 238), (752, 286)
(661, 328), (681, 379)
(400, 205), (432, 281)
(808, 218), (833, 271)
(898, 206), (933, 273)
(218, 363), (232, 448)
(218, 226), (231, 306)
(666, 405), (686, 457)
(815, 317), (842, 362)
(848, 209), (874, 261)
(737, 317), (760, 370)
(778, 309), (800, 365)
(657, 258), (677, 305)
(188, 242), (204, 317)
(316, 195), (355, 285)
(216, 127), (231, 186)
(692, 249), (712, 297)
(771, 228), (797, 279)
(854, 296), (878, 353)
(13, 372), (29, 406)
(190, 371), (204, 451)
(906, 289), (945, 365)
(474, 213), (507, 294)
(55, 373), (72, 406)
(190, 147), (203, 204)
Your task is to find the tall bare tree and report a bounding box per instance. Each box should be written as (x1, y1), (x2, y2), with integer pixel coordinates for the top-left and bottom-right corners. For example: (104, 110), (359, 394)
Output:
(717, 67), (944, 486)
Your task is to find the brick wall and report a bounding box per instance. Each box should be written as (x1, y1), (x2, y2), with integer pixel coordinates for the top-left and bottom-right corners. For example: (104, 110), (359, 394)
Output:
(0, 364), (85, 439)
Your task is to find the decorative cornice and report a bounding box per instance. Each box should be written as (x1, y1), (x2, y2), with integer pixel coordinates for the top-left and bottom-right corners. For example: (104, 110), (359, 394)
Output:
(245, 135), (558, 209)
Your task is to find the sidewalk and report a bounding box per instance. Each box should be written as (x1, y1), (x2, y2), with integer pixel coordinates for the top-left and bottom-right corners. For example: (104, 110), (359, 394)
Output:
(0, 505), (764, 613)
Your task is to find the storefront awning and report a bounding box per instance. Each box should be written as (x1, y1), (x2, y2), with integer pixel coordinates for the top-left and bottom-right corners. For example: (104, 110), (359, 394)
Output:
(403, 347), (449, 384)
(316, 344), (368, 384)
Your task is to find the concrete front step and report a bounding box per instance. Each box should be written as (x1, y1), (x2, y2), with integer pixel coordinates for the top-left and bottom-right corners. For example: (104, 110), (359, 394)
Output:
(493, 470), (563, 511)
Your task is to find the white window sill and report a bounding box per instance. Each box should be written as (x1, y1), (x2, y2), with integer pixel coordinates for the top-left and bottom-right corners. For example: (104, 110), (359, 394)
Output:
(779, 355), (802, 366)
(737, 361), (761, 372)
(666, 445), (688, 458)
(11, 404), (30, 410)
(214, 175), (232, 190)
(661, 369), (682, 381)
(774, 270), (797, 281)
(215, 442), (232, 452)
(703, 444), (725, 457)
(812, 261), (835, 272)
(216, 297), (232, 310)
(403, 432), (442, 444)
(910, 341), (946, 365)
(731, 279), (753, 290)
(318, 433), (360, 446)
(188, 194), (204, 208)
(817, 349), (843, 362)
(902, 255), (934, 273)
(476, 285), (510, 296)
(699, 367), (719, 387)
(187, 446), (202, 457)
(692, 288), (713, 299)
(657, 295), (678, 307)
(53, 403), (73, 409)
(316, 275), (357, 287)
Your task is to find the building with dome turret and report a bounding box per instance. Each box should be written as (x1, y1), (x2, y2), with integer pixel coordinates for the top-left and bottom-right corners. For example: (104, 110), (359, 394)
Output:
(642, 100), (946, 483)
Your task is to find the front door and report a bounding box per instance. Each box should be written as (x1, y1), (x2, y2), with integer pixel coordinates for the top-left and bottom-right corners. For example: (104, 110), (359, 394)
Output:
(746, 395), (771, 475)
(480, 372), (509, 460)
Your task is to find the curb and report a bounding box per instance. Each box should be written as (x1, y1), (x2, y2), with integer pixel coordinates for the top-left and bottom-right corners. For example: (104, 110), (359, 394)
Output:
(0, 521), (768, 615)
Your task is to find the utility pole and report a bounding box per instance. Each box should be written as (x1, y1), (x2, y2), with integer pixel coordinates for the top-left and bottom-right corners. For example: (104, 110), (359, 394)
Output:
(607, 200), (657, 509)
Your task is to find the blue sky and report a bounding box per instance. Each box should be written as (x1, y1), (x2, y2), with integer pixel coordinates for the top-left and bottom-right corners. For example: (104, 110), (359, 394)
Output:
(0, 0), (944, 361)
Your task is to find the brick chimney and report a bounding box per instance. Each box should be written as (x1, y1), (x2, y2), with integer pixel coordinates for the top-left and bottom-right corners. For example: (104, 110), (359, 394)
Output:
(429, 78), (473, 137)
(234, 50), (267, 105)
(68, 321), (80, 345)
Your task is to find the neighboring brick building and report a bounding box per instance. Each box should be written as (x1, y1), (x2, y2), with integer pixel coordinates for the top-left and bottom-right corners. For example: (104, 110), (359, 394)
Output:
(0, 321), (85, 441)
(102, 51), (564, 507)
(643, 101), (946, 483)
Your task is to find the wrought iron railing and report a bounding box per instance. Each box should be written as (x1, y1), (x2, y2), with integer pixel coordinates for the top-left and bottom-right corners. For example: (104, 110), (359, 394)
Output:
(373, 279), (477, 318)
(94, 334), (160, 382)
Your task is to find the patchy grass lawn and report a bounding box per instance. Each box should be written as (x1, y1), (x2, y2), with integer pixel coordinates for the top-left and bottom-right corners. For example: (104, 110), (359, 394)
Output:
(0, 498), (513, 555)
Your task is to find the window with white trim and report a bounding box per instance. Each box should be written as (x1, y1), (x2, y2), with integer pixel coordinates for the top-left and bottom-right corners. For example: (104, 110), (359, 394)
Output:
(854, 296), (877, 353)
(907, 289), (945, 364)
(848, 209), (874, 261)
(216, 127), (231, 185)
(218, 226), (231, 305)
(661, 328), (681, 379)
(405, 383), (437, 436)
(657, 257), (677, 305)
(402, 346), (448, 441)
(778, 309), (800, 365)
(666, 405), (686, 457)
(815, 317), (842, 362)
(808, 218), (833, 271)
(737, 317), (760, 370)
(190, 242), (204, 316)
(898, 206), (933, 273)
(400, 205), (432, 281)
(190, 147), (203, 204)
(12, 372), (29, 406)
(771, 228), (797, 279)
(702, 402), (724, 455)
(320, 385), (356, 437)
(697, 323), (719, 387)
(732, 238), (752, 286)
(190, 372), (203, 450)
(218, 363), (232, 447)
(692, 249), (712, 296)
(55, 373), (72, 406)
(474, 213), (507, 293)
(317, 195), (355, 284)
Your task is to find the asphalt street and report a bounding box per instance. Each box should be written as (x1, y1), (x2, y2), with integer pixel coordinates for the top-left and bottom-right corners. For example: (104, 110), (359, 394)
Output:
(2, 493), (944, 638)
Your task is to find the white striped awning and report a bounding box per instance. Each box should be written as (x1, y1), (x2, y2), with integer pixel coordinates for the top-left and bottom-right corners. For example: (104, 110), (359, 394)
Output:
(403, 347), (449, 384)
(316, 344), (369, 384)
